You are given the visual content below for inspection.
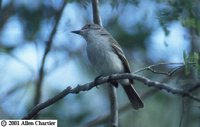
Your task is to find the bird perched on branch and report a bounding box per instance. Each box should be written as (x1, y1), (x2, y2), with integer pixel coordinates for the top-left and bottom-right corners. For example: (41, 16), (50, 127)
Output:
(72, 23), (144, 109)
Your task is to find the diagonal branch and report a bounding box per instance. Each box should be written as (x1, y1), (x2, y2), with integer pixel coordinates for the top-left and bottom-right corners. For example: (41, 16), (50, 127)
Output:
(34, 0), (68, 107)
(22, 73), (200, 120)
(187, 82), (200, 92)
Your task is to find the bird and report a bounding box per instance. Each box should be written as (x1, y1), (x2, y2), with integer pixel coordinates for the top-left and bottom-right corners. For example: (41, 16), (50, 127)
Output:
(72, 23), (144, 109)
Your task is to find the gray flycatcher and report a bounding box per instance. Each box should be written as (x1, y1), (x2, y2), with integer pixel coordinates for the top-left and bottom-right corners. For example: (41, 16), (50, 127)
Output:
(72, 23), (144, 109)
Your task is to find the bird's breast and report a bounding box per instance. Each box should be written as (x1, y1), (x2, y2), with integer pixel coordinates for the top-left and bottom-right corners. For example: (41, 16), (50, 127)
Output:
(87, 41), (124, 75)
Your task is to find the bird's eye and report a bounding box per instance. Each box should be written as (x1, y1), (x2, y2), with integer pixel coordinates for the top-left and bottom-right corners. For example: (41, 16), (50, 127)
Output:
(87, 24), (91, 28)
(82, 24), (91, 30)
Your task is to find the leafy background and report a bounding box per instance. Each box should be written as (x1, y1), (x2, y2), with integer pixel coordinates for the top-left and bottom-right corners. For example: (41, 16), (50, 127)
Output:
(0, 0), (199, 127)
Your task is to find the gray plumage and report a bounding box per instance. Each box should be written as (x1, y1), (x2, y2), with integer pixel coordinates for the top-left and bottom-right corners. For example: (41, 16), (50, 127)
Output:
(72, 23), (144, 109)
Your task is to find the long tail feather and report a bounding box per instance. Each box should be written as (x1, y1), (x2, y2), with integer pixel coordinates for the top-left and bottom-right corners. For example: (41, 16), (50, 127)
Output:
(122, 84), (144, 109)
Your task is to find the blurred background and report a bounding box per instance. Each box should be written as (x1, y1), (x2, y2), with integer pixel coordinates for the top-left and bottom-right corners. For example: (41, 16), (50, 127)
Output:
(0, 0), (199, 126)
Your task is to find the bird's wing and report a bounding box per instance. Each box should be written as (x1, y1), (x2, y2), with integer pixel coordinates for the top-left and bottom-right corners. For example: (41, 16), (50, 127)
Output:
(110, 38), (134, 84)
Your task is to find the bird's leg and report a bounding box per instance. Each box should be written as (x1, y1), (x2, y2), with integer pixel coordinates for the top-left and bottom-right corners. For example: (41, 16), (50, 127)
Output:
(108, 75), (119, 88)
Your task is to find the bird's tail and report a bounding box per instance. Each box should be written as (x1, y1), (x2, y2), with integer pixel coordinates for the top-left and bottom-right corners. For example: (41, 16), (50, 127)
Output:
(122, 84), (144, 109)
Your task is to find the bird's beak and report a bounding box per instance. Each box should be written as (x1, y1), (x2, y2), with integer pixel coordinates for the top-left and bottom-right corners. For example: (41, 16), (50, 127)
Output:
(71, 30), (82, 35)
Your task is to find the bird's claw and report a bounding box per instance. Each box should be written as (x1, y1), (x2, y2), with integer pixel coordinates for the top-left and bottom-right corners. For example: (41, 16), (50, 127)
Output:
(94, 75), (103, 89)
(108, 75), (119, 88)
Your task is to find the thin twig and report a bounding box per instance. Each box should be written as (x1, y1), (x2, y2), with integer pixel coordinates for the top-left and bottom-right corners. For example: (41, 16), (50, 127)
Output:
(167, 66), (184, 76)
(92, 0), (102, 26)
(22, 73), (200, 119)
(134, 62), (192, 76)
(34, 0), (68, 107)
(187, 82), (200, 92)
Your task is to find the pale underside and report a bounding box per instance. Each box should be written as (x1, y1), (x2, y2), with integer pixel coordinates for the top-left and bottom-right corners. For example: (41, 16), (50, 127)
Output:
(87, 36), (129, 85)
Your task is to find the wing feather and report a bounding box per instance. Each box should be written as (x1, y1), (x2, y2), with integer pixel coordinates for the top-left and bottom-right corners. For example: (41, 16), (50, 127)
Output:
(110, 38), (134, 84)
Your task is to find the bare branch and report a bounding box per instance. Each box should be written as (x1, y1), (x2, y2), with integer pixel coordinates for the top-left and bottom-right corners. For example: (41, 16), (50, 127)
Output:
(187, 82), (200, 92)
(34, 0), (68, 108)
(22, 73), (200, 120)
(134, 62), (192, 76)
(92, 0), (102, 25)
(135, 62), (184, 75)
(108, 85), (118, 127)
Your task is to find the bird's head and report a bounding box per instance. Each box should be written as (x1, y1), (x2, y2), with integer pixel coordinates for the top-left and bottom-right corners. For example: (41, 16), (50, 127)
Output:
(72, 23), (109, 42)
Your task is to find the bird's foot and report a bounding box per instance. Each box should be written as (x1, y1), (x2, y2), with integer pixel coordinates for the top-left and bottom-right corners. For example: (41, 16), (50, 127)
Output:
(94, 75), (103, 88)
(108, 75), (119, 88)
